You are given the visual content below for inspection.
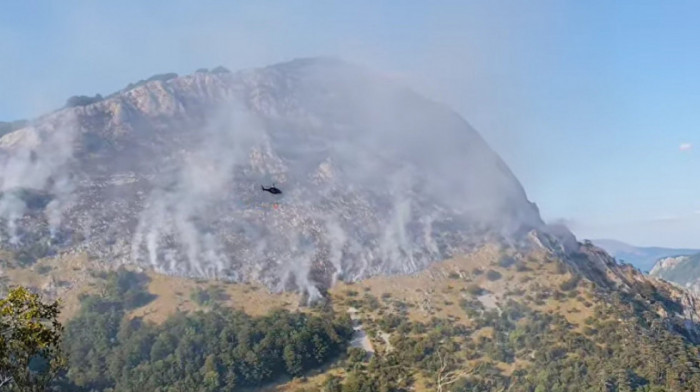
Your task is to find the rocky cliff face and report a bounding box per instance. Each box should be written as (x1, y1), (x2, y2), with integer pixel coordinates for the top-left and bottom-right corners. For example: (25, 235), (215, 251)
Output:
(0, 58), (564, 296)
(650, 253), (700, 294)
(592, 238), (700, 272)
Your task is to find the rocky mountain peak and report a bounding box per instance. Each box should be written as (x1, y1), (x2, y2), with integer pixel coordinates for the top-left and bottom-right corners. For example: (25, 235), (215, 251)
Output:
(0, 58), (565, 298)
(649, 253), (700, 295)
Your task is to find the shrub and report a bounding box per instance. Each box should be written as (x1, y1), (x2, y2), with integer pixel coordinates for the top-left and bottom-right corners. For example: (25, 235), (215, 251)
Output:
(146, 72), (178, 83)
(378, 313), (404, 332)
(486, 270), (502, 281)
(559, 275), (581, 291)
(467, 284), (485, 296)
(362, 293), (379, 309)
(36, 265), (53, 275)
(102, 268), (156, 309)
(411, 322), (427, 334)
(211, 66), (231, 74)
(190, 285), (228, 306)
(499, 257), (516, 268)
(555, 263), (568, 274)
(65, 94), (103, 108)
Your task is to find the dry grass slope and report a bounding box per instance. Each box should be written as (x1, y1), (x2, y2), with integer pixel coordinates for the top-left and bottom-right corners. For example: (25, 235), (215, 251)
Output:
(0, 243), (690, 391)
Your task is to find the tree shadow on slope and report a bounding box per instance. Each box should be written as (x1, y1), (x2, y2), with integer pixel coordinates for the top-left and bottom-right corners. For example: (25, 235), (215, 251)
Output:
(91, 267), (157, 310)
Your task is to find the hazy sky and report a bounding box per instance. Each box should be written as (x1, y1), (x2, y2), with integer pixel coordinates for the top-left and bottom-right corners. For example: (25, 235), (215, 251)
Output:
(2, 1), (700, 248)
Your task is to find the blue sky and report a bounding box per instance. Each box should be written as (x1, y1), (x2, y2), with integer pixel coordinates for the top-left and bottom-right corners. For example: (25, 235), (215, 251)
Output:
(2, 1), (699, 247)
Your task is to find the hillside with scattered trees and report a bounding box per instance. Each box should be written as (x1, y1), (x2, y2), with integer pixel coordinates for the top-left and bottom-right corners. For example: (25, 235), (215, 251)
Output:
(3, 244), (700, 391)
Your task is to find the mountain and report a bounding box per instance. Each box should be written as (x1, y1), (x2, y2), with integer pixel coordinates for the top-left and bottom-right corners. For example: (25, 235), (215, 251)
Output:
(592, 238), (700, 272)
(0, 57), (562, 298)
(4, 58), (700, 391)
(651, 252), (700, 293)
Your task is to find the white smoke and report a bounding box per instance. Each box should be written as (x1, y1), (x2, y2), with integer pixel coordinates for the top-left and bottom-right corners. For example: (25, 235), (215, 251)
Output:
(0, 59), (546, 300)
(0, 111), (79, 242)
(0, 193), (24, 245)
(324, 217), (347, 286)
(420, 213), (440, 256)
(130, 97), (268, 277)
(46, 174), (76, 237)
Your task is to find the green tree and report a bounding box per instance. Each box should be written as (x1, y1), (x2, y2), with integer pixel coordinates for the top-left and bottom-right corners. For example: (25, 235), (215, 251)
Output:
(0, 287), (65, 391)
(283, 344), (303, 376)
(322, 374), (342, 392)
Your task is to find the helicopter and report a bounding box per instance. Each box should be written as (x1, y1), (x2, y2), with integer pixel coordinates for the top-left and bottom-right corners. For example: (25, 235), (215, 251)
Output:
(261, 184), (282, 195)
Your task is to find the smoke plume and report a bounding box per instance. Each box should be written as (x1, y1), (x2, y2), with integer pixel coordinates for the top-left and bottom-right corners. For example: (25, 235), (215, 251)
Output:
(0, 59), (546, 300)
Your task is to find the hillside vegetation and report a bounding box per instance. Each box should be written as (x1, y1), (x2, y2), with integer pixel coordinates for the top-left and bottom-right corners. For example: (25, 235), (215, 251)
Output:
(2, 244), (700, 391)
